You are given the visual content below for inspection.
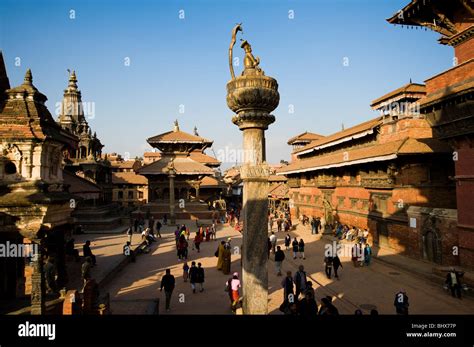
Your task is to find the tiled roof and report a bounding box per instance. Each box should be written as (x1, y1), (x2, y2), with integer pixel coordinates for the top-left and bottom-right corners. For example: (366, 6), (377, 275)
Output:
(268, 183), (289, 198)
(294, 116), (383, 155)
(371, 83), (426, 108)
(111, 160), (140, 169)
(138, 156), (215, 176)
(278, 137), (451, 175)
(200, 176), (227, 188)
(189, 151), (220, 165)
(269, 174), (287, 182)
(287, 131), (325, 145)
(144, 150), (220, 165)
(147, 130), (212, 144)
(112, 172), (148, 185)
(63, 170), (101, 194)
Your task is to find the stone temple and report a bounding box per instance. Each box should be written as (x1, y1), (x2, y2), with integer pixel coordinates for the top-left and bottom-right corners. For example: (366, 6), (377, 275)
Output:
(135, 120), (226, 223)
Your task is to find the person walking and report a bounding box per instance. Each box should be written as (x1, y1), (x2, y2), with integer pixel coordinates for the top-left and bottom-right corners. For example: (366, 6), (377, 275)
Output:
(194, 231), (202, 253)
(189, 261), (198, 293)
(445, 268), (463, 299)
(292, 238), (299, 259)
(284, 234), (291, 251)
(269, 232), (277, 254)
(299, 291), (318, 317)
(324, 255), (333, 279)
(229, 272), (241, 310)
(216, 241), (225, 271)
(196, 263), (205, 292)
(311, 217), (320, 235)
(298, 239), (305, 259)
(294, 265), (307, 300)
(160, 269), (175, 312)
(394, 289), (409, 315)
(274, 246), (285, 276)
(182, 261), (189, 282)
(281, 271), (294, 303)
(364, 243), (372, 266)
(83, 240), (96, 266)
(352, 243), (361, 267)
(333, 254), (343, 279)
(126, 227), (133, 244)
(155, 220), (162, 238)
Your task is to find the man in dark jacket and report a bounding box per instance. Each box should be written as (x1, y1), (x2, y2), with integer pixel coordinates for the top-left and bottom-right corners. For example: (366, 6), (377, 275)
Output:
(274, 246), (285, 276)
(189, 261), (198, 293)
(333, 255), (343, 279)
(160, 269), (175, 311)
(394, 289), (409, 315)
(324, 256), (333, 279)
(299, 292), (318, 316)
(196, 262), (205, 292)
(294, 265), (307, 300)
(83, 240), (96, 266)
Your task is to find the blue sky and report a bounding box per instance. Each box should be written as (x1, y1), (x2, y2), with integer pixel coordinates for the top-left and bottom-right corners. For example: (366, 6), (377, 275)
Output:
(0, 0), (453, 167)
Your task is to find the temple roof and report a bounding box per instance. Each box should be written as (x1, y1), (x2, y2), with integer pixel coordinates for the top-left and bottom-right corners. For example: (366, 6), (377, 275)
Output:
(387, 0), (472, 41)
(112, 171), (148, 185)
(147, 121), (212, 145)
(268, 182), (289, 198)
(278, 137), (451, 175)
(148, 130), (212, 144)
(111, 160), (141, 170)
(268, 174), (287, 182)
(287, 131), (325, 145)
(189, 150), (221, 166)
(371, 83), (426, 109)
(294, 116), (383, 156)
(0, 69), (78, 148)
(63, 170), (101, 194)
(138, 156), (215, 176)
(200, 176), (227, 188)
(144, 150), (220, 166)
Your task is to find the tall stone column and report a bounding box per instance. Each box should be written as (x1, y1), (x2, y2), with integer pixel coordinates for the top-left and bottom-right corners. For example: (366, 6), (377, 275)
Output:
(167, 160), (176, 225)
(30, 240), (45, 315)
(226, 25), (279, 314)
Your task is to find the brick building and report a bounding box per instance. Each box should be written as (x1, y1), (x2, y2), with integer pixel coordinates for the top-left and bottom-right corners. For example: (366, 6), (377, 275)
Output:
(278, 83), (459, 266)
(388, 0), (474, 267)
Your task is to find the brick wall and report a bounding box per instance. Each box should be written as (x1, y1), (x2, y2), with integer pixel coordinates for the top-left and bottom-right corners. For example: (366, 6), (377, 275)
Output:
(424, 59), (474, 95)
(455, 37), (473, 65)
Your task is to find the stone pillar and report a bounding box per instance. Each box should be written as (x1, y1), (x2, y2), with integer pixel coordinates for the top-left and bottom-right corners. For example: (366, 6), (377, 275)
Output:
(30, 241), (45, 315)
(240, 164), (270, 314)
(169, 173), (176, 225)
(226, 45), (279, 314)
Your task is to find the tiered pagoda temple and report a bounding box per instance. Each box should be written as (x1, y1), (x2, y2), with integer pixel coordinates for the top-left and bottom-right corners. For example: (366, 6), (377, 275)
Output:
(57, 71), (121, 232)
(137, 121), (225, 221)
(0, 52), (78, 312)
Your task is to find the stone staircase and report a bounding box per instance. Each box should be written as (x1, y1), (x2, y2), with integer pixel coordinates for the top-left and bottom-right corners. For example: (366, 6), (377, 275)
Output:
(72, 203), (123, 232)
(131, 201), (224, 221)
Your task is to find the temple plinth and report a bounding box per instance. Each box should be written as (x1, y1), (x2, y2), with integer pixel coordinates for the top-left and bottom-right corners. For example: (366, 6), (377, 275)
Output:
(226, 25), (280, 314)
